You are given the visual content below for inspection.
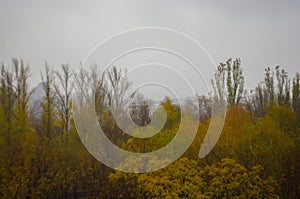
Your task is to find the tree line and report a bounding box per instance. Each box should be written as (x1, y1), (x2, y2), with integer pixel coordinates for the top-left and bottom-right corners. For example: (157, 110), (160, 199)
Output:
(0, 58), (299, 198)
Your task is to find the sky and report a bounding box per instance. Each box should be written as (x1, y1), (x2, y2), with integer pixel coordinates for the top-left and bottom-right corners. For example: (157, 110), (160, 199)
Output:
(0, 0), (299, 99)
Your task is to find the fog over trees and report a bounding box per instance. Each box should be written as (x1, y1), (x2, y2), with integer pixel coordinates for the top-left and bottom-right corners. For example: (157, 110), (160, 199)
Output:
(0, 58), (300, 198)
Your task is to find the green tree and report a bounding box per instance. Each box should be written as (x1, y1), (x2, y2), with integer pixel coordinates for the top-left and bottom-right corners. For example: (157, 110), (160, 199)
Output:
(275, 66), (290, 106)
(248, 66), (291, 118)
(212, 58), (244, 106)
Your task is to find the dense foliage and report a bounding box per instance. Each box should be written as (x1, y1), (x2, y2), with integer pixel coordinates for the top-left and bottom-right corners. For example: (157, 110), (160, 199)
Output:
(0, 58), (299, 198)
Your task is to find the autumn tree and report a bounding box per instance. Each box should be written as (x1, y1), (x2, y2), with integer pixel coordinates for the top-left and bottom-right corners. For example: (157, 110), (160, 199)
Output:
(292, 72), (300, 126)
(240, 104), (298, 198)
(1, 57), (299, 198)
(0, 60), (40, 198)
(40, 63), (56, 138)
(0, 64), (14, 131)
(109, 158), (279, 199)
(12, 58), (32, 132)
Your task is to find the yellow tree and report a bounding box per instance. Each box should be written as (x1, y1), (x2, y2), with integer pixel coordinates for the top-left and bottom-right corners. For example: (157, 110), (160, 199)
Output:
(240, 104), (298, 198)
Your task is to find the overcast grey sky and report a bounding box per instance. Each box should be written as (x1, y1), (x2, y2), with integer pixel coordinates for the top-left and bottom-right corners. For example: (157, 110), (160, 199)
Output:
(0, 0), (299, 97)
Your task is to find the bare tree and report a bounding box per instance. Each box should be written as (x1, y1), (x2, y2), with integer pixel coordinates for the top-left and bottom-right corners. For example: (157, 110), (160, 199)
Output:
(197, 95), (212, 122)
(73, 66), (90, 108)
(129, 94), (151, 126)
(106, 66), (134, 122)
(90, 65), (107, 116)
(54, 64), (74, 141)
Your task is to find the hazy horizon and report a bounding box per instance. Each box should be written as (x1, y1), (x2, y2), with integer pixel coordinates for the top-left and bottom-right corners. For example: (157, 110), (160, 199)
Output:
(1, 0), (300, 99)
